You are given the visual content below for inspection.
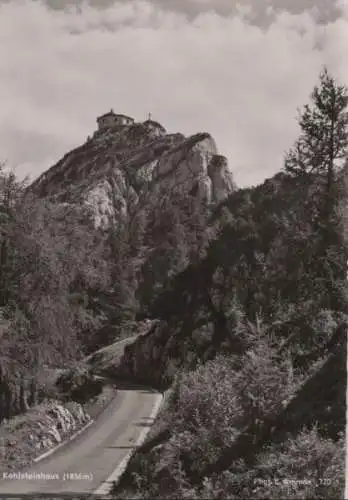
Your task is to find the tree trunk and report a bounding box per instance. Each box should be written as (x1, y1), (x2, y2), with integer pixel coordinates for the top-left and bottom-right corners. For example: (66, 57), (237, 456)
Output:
(28, 376), (38, 407)
(19, 374), (29, 413)
(0, 239), (8, 306)
(3, 381), (12, 419)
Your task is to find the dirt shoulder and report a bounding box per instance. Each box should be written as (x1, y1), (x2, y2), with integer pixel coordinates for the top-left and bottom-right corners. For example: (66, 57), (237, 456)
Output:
(0, 382), (117, 475)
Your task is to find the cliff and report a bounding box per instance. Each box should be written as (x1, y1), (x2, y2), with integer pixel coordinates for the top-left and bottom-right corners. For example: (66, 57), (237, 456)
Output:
(29, 117), (236, 228)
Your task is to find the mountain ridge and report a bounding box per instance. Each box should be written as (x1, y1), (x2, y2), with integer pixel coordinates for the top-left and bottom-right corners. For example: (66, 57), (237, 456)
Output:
(29, 111), (236, 228)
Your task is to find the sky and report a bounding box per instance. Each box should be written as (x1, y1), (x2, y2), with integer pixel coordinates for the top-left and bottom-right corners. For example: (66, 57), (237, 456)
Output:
(0, 0), (347, 187)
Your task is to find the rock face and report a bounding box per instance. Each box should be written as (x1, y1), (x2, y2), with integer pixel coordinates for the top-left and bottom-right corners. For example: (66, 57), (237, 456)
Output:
(55, 366), (103, 404)
(29, 114), (236, 228)
(117, 321), (190, 388)
(0, 400), (90, 472)
(85, 320), (160, 379)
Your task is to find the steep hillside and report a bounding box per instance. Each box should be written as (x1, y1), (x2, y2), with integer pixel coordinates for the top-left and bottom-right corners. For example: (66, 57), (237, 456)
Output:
(108, 69), (348, 500)
(29, 112), (236, 229)
(110, 169), (347, 500)
(113, 171), (345, 383)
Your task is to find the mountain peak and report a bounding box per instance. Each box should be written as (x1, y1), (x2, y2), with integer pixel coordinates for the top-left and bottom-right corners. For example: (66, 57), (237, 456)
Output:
(30, 111), (236, 228)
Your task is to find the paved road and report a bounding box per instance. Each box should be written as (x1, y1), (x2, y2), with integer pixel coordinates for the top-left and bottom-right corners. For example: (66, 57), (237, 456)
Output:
(0, 339), (161, 496)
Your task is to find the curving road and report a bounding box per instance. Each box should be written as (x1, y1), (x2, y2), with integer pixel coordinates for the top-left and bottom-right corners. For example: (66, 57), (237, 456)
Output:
(0, 339), (161, 497)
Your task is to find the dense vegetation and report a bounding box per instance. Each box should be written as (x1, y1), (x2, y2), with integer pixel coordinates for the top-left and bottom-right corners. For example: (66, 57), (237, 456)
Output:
(0, 174), (112, 420)
(111, 68), (348, 498)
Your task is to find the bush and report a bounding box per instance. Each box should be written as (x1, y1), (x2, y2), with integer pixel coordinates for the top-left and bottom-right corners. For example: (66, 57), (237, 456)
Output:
(55, 366), (103, 404)
(252, 427), (345, 499)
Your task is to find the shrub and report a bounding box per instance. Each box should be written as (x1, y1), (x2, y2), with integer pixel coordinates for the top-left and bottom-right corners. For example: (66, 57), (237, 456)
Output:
(55, 366), (103, 404)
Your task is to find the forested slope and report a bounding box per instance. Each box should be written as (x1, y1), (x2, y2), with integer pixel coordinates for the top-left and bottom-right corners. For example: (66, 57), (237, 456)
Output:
(111, 67), (348, 499)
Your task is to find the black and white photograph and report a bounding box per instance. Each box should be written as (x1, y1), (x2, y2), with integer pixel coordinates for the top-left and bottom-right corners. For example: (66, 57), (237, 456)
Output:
(0, 0), (347, 498)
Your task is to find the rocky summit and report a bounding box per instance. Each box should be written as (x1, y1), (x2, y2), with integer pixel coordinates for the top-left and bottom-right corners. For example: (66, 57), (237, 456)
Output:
(29, 109), (236, 228)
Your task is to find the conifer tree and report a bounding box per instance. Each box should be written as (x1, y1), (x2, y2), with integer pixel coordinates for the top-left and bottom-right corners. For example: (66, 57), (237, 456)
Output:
(285, 67), (348, 193)
(284, 68), (348, 310)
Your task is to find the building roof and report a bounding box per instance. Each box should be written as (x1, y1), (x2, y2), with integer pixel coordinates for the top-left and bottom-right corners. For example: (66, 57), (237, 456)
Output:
(97, 109), (115, 120)
(143, 119), (166, 131)
(114, 114), (134, 121)
(97, 110), (134, 121)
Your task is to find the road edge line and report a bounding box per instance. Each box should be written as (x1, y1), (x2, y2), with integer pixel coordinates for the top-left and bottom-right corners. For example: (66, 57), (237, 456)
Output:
(32, 384), (121, 465)
(93, 392), (164, 497)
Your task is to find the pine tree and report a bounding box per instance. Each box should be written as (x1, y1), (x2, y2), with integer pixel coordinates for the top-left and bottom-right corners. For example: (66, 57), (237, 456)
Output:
(285, 67), (348, 189)
(285, 67), (348, 226)
(284, 68), (348, 310)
